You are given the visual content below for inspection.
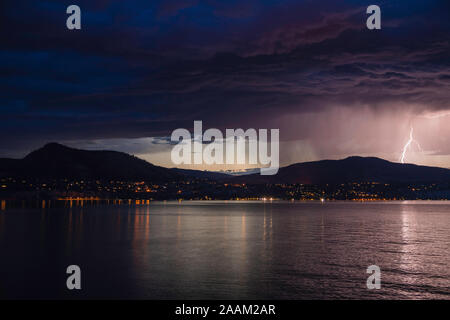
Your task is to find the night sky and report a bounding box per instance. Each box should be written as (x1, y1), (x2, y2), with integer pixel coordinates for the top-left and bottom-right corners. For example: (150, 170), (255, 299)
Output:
(1, 0), (450, 170)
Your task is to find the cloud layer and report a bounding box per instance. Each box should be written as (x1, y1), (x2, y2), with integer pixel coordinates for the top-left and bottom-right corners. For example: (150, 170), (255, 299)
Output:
(1, 0), (450, 167)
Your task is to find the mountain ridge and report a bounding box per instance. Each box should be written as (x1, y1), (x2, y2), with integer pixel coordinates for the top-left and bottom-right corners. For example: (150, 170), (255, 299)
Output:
(239, 156), (450, 184)
(1, 143), (450, 184)
(0, 143), (233, 182)
(0, 142), (180, 182)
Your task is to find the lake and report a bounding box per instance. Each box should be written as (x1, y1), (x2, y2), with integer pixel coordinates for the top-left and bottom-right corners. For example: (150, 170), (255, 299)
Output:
(0, 200), (449, 299)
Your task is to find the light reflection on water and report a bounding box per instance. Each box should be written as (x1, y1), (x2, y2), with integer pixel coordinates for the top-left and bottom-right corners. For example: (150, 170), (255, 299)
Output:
(0, 200), (449, 299)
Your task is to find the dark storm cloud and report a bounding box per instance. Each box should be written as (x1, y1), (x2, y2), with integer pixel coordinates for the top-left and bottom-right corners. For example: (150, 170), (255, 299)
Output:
(1, 0), (450, 157)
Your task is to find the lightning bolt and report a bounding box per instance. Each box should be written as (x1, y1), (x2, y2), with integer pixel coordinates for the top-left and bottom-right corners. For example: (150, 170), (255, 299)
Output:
(400, 127), (422, 164)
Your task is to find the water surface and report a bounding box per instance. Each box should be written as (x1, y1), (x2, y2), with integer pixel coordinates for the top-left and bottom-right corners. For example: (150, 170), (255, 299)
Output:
(0, 200), (449, 299)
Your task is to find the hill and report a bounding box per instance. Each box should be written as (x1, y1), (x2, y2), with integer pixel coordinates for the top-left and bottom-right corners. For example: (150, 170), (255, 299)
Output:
(237, 156), (450, 184)
(0, 143), (180, 182)
(0, 143), (232, 182)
